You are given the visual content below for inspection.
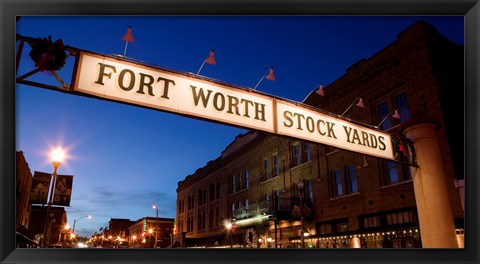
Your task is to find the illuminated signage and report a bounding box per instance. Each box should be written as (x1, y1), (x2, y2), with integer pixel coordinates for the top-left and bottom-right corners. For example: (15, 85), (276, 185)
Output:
(73, 51), (394, 160)
(276, 101), (393, 160)
(74, 52), (275, 133)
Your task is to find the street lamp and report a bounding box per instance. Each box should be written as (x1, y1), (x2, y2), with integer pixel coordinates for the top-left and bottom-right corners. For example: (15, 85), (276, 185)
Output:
(152, 204), (159, 248)
(61, 224), (70, 247)
(42, 147), (64, 247)
(296, 180), (305, 248)
(72, 215), (92, 234)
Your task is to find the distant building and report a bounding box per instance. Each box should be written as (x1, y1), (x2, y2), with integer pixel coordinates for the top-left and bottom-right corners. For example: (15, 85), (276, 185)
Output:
(17, 151), (70, 248)
(15, 151), (34, 247)
(104, 218), (132, 247)
(174, 20), (464, 248)
(128, 217), (174, 248)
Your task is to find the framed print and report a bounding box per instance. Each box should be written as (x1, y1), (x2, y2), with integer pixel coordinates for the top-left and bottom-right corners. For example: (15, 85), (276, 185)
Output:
(2, 1), (478, 264)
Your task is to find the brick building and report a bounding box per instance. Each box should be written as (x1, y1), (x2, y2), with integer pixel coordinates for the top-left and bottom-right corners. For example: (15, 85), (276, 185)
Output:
(174, 20), (464, 248)
(128, 217), (174, 248)
(15, 151), (34, 247)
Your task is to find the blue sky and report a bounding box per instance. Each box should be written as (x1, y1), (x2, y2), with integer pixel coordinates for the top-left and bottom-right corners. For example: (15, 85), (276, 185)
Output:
(16, 16), (464, 237)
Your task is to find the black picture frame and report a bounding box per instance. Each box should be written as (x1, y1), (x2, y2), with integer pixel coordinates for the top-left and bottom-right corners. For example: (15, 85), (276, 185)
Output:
(2, 1), (478, 264)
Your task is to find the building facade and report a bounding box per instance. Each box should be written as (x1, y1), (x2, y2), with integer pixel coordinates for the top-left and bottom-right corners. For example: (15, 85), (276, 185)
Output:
(15, 151), (34, 247)
(174, 20), (464, 248)
(128, 217), (174, 248)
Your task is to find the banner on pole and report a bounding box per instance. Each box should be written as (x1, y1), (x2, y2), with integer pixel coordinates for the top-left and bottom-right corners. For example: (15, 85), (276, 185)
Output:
(53, 174), (74, 206)
(29, 171), (52, 204)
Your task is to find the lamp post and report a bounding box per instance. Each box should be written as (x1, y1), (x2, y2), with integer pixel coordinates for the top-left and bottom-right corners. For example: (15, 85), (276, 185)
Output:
(72, 215), (92, 234)
(41, 147), (64, 247)
(152, 205), (159, 248)
(61, 224), (70, 247)
(296, 180), (305, 248)
(226, 222), (233, 248)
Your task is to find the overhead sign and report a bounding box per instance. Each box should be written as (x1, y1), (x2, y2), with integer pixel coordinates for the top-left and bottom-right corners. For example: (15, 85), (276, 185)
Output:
(73, 51), (394, 160)
(276, 101), (393, 159)
(74, 52), (275, 133)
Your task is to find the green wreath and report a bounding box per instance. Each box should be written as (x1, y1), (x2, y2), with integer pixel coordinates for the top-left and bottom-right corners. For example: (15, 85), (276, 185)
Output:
(28, 36), (67, 71)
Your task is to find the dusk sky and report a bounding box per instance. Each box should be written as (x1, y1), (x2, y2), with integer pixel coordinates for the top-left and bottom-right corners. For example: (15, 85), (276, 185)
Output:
(15, 16), (463, 237)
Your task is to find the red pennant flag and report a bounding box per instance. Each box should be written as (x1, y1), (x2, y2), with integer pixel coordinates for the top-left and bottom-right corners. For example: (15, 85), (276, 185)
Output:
(205, 49), (216, 65)
(266, 67), (275, 81)
(356, 98), (365, 108)
(316, 85), (324, 96)
(122, 26), (135, 42)
(399, 140), (407, 156)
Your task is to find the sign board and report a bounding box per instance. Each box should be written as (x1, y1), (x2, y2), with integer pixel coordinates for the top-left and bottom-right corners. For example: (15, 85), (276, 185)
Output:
(73, 51), (394, 160)
(276, 101), (393, 159)
(74, 52), (275, 133)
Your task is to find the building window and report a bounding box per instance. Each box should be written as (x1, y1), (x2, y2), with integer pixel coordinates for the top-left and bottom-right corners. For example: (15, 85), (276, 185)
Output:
(245, 168), (249, 189)
(363, 215), (380, 228)
(187, 215), (194, 232)
(215, 182), (220, 199)
(178, 199), (185, 214)
(209, 184), (215, 202)
(378, 101), (391, 130)
(245, 199), (249, 209)
(197, 212), (206, 231)
(383, 155), (412, 186)
(318, 223), (333, 234)
(209, 207), (214, 228)
(198, 189), (206, 206)
(273, 154), (279, 177)
(215, 207), (220, 227)
(306, 179), (314, 202)
(293, 143), (301, 167)
(377, 92), (410, 130)
(238, 173), (242, 190)
(346, 164), (358, 194)
(274, 189), (280, 210)
(304, 143), (311, 162)
(395, 92), (410, 123)
(361, 208), (418, 230)
(178, 220), (183, 233)
(187, 194), (195, 211)
(265, 193), (270, 209)
(332, 169), (343, 197)
(385, 161), (400, 184)
(386, 210), (417, 225)
(263, 159), (269, 180)
(316, 218), (349, 234)
(232, 175), (236, 193)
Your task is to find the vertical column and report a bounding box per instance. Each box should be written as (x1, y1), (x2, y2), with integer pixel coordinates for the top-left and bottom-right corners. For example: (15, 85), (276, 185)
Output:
(403, 121), (458, 248)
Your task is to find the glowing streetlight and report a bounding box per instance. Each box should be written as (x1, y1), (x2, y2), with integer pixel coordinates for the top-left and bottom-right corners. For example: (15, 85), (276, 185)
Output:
(72, 215), (92, 234)
(225, 222), (234, 248)
(42, 147), (65, 247)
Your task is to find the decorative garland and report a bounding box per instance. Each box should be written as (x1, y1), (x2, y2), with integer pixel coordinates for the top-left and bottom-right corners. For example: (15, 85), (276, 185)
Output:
(28, 36), (67, 71)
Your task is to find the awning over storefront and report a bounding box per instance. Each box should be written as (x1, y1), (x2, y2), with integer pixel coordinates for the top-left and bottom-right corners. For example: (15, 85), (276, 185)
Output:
(185, 234), (225, 248)
(16, 231), (38, 247)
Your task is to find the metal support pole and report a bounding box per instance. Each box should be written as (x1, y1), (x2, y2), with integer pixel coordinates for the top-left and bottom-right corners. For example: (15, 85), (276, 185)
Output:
(154, 208), (158, 248)
(41, 163), (59, 247)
